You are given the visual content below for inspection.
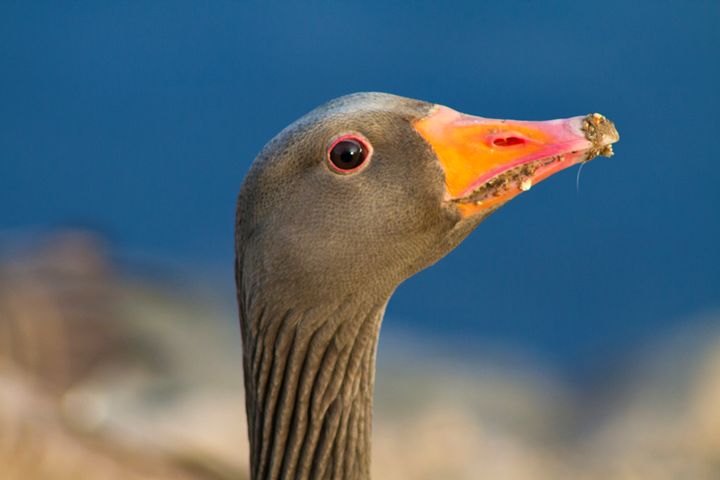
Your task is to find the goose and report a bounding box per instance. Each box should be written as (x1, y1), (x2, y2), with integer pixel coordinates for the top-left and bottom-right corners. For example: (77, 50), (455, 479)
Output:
(234, 92), (619, 480)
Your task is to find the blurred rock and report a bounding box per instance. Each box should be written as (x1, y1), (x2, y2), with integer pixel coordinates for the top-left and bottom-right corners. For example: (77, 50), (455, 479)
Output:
(573, 320), (720, 480)
(0, 230), (125, 393)
(0, 364), (241, 480)
(0, 230), (245, 479)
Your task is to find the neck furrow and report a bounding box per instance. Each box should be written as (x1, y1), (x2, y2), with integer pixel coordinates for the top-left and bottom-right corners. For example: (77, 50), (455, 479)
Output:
(239, 297), (385, 480)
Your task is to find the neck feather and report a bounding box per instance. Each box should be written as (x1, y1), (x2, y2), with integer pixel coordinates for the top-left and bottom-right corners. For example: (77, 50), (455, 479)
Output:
(238, 288), (386, 480)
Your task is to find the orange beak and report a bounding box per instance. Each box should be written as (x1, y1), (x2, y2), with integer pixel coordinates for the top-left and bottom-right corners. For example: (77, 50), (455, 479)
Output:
(414, 105), (620, 217)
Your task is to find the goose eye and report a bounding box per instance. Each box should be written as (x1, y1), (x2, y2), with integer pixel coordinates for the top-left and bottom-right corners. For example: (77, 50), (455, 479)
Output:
(328, 136), (370, 173)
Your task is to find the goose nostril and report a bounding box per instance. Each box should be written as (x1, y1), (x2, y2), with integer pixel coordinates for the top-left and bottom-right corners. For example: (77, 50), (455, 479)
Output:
(493, 136), (525, 147)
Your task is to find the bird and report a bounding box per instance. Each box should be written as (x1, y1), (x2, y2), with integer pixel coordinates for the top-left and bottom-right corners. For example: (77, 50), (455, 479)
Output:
(234, 92), (619, 480)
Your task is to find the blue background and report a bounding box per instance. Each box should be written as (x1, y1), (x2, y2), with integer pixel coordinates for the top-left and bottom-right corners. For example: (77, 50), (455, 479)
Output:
(2, 1), (719, 378)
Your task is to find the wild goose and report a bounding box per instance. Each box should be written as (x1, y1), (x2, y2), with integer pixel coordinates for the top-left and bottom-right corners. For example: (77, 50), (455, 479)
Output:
(234, 92), (619, 480)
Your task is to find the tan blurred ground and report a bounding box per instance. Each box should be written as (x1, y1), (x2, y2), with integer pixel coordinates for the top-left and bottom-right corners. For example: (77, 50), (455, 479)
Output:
(1, 230), (719, 479)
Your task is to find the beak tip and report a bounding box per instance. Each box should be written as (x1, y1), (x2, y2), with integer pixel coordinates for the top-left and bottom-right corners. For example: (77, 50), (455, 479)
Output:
(583, 113), (620, 145)
(581, 113), (619, 160)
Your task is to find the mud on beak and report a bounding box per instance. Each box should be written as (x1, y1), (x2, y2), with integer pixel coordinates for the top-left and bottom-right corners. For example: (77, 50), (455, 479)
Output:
(414, 105), (620, 217)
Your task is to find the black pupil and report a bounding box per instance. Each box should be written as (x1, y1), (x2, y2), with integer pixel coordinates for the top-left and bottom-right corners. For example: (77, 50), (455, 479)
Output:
(330, 139), (365, 170)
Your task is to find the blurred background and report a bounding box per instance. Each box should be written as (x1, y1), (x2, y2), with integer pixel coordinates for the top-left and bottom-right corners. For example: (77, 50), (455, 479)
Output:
(1, 1), (719, 478)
